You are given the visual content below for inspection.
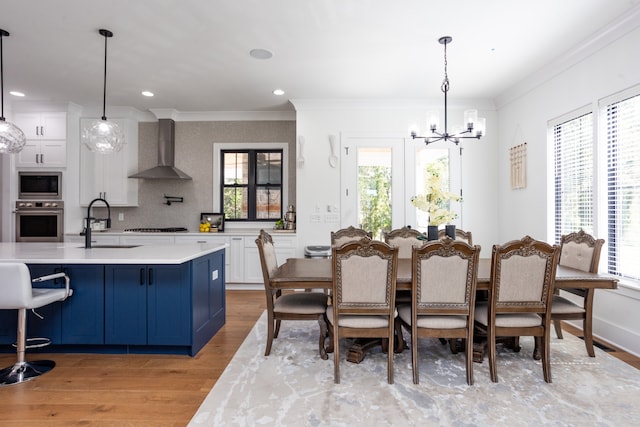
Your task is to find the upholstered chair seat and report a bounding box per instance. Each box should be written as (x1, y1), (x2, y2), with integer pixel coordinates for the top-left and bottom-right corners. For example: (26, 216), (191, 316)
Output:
(274, 292), (328, 314)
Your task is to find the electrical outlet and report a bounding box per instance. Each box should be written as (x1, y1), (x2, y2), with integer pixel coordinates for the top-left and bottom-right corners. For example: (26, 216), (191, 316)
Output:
(212, 270), (218, 280)
(324, 214), (339, 223)
(310, 214), (322, 223)
(118, 212), (124, 221)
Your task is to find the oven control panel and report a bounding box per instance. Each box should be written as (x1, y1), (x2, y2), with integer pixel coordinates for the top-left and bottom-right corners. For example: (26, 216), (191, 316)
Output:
(16, 201), (64, 209)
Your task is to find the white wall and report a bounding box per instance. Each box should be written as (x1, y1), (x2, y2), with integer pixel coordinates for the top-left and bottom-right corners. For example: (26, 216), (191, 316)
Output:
(292, 99), (499, 258)
(496, 23), (640, 355)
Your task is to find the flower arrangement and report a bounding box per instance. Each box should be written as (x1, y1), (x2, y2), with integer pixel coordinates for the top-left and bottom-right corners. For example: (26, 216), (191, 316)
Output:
(411, 162), (460, 226)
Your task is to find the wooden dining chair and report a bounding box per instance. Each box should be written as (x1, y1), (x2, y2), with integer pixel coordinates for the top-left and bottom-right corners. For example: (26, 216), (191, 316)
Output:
(383, 226), (424, 258)
(330, 226), (372, 247)
(327, 239), (398, 384)
(397, 239), (480, 385)
(552, 230), (605, 357)
(475, 235), (560, 383)
(438, 228), (473, 245)
(255, 230), (329, 359)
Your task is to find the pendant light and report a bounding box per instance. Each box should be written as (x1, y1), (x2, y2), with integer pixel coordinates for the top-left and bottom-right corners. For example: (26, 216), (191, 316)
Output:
(0, 29), (26, 154)
(82, 29), (124, 154)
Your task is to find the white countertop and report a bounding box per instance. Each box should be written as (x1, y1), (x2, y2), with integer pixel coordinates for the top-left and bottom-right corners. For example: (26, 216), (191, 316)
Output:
(67, 228), (296, 237)
(0, 242), (227, 264)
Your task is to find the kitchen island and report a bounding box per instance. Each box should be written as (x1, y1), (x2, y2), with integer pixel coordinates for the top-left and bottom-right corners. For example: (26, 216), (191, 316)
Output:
(0, 242), (226, 356)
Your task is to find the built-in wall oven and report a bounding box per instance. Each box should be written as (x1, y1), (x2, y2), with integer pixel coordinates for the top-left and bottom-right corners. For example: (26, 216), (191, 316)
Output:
(15, 201), (64, 242)
(18, 171), (62, 200)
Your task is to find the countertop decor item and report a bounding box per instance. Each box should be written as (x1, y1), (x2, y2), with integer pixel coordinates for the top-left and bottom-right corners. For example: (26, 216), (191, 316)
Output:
(410, 36), (486, 146)
(0, 29), (26, 154)
(81, 29), (124, 154)
(200, 213), (224, 232)
(411, 162), (459, 226)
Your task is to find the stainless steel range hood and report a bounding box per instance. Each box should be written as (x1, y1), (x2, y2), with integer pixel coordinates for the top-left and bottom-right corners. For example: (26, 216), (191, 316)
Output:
(129, 119), (192, 180)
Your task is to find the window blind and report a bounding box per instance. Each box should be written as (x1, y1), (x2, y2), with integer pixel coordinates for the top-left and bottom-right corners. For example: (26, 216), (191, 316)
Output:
(553, 112), (594, 243)
(605, 94), (640, 280)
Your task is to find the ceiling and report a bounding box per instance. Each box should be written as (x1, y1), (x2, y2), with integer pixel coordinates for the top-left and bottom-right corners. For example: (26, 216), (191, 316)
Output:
(2, 0), (639, 114)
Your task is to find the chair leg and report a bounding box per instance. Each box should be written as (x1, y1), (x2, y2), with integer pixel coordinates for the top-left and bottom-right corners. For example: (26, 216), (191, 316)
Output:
(265, 311), (275, 356)
(317, 314), (328, 360)
(583, 316), (595, 357)
(274, 319), (281, 338)
(554, 319), (564, 339)
(488, 329), (497, 383)
(387, 322), (394, 384)
(542, 331), (552, 383)
(411, 324), (419, 384)
(0, 308), (55, 387)
(333, 327), (340, 384)
(466, 331), (474, 386)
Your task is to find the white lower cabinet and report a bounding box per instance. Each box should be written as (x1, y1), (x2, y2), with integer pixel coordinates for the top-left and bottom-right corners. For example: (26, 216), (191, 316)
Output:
(243, 234), (297, 284)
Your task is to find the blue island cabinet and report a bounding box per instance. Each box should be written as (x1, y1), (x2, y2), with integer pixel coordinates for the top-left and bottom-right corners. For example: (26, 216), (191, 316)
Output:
(191, 249), (226, 354)
(0, 264), (104, 345)
(105, 264), (191, 349)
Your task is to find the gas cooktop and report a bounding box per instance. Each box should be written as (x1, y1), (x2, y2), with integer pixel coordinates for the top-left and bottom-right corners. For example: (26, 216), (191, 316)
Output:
(123, 227), (189, 233)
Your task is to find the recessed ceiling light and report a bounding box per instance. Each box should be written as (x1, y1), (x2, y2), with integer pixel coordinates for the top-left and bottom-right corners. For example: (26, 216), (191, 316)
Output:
(272, 89), (285, 96)
(10, 91), (25, 97)
(141, 91), (154, 97)
(250, 48), (273, 60)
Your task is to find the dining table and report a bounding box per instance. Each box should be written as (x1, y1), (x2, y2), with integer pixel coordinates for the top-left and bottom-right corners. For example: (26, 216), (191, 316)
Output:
(270, 257), (619, 362)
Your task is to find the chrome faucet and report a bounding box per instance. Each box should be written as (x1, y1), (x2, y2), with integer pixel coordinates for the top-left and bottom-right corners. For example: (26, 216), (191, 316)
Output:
(85, 198), (111, 249)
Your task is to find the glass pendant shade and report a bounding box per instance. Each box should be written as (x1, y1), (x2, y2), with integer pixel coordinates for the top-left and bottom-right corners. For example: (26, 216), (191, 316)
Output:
(82, 119), (124, 154)
(0, 119), (26, 154)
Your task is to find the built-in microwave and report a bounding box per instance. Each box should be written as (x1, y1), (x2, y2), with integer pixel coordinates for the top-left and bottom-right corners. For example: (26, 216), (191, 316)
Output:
(18, 171), (62, 200)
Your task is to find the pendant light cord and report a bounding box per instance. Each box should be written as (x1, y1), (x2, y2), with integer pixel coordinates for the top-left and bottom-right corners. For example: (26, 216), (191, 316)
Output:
(101, 31), (108, 121)
(0, 30), (5, 121)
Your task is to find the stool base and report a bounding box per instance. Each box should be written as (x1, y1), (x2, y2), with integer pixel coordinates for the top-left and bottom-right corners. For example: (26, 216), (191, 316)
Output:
(0, 360), (55, 386)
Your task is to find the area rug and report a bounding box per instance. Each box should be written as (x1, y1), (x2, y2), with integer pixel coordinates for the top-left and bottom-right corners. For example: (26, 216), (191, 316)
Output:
(189, 312), (640, 426)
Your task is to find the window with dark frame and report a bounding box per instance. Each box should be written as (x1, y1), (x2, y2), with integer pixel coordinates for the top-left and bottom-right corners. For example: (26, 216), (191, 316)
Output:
(221, 149), (283, 221)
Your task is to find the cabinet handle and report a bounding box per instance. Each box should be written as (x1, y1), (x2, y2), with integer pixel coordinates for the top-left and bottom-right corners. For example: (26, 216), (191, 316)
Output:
(40, 126), (44, 136)
(197, 240), (206, 243)
(36, 126), (40, 136)
(148, 268), (154, 286)
(139, 268), (145, 286)
(232, 237), (242, 241)
(35, 154), (39, 163)
(40, 154), (44, 164)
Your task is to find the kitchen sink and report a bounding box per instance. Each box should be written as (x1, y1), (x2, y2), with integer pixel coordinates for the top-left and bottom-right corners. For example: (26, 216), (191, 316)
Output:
(80, 245), (141, 249)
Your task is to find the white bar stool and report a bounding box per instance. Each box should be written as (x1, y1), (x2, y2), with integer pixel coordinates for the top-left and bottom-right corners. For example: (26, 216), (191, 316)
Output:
(0, 263), (73, 386)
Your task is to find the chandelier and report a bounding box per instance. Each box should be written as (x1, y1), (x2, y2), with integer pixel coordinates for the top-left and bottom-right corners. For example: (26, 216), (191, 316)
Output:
(82, 29), (124, 154)
(0, 29), (26, 154)
(411, 36), (485, 145)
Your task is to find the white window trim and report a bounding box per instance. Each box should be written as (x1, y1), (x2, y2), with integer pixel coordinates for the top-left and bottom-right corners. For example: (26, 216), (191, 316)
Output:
(212, 142), (289, 229)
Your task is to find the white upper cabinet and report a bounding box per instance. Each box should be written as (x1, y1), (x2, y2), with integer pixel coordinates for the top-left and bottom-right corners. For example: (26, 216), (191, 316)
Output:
(14, 112), (67, 168)
(79, 118), (139, 207)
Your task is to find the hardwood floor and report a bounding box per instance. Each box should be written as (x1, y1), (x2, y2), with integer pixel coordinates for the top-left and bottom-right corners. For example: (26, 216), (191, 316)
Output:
(0, 290), (637, 425)
(0, 290), (265, 426)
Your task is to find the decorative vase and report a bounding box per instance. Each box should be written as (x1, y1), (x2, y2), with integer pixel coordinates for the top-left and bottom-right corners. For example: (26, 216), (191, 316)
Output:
(445, 224), (456, 240)
(427, 225), (439, 241)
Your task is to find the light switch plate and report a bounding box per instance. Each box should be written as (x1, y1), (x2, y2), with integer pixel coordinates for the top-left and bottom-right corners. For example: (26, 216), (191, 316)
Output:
(310, 214), (322, 223)
(324, 214), (339, 223)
